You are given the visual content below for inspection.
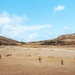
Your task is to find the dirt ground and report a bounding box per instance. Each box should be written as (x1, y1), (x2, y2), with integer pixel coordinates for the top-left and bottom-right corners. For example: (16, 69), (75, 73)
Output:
(0, 46), (75, 75)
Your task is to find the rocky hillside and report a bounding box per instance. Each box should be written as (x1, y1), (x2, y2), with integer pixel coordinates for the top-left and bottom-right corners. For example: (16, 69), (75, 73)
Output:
(0, 33), (75, 46)
(0, 36), (19, 46)
(41, 33), (75, 45)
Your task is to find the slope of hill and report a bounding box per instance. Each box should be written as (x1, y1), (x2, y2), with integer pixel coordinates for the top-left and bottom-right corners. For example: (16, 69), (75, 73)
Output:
(0, 33), (75, 46)
(0, 36), (19, 46)
(41, 33), (75, 45)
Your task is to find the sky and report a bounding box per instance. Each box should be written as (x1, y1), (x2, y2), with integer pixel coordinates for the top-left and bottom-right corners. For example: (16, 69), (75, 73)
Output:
(0, 0), (75, 42)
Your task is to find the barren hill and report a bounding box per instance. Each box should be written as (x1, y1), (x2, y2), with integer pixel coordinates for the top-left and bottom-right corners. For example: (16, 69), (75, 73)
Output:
(41, 33), (75, 45)
(0, 36), (19, 46)
(26, 33), (75, 46)
(0, 33), (75, 46)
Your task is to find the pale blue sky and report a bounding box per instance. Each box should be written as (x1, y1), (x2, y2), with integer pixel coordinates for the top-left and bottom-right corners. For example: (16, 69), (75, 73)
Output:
(0, 0), (75, 42)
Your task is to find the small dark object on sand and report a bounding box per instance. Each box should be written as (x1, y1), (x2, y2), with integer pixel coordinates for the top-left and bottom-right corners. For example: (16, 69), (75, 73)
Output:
(39, 56), (41, 63)
(6, 54), (12, 57)
(0, 54), (1, 59)
(61, 59), (64, 65)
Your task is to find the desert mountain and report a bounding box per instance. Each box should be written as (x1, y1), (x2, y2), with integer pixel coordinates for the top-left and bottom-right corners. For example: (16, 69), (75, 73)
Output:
(0, 36), (19, 45)
(41, 33), (75, 45)
(26, 33), (75, 46)
(0, 33), (75, 46)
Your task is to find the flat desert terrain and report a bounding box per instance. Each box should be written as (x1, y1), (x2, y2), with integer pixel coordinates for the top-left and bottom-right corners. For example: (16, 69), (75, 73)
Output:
(0, 46), (75, 75)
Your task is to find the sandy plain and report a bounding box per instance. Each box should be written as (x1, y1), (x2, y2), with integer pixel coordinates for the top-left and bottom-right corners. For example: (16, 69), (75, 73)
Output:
(0, 46), (75, 75)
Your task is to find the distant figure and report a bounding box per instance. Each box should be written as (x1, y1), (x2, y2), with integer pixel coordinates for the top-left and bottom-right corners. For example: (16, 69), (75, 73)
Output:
(61, 59), (64, 65)
(0, 54), (1, 59)
(39, 56), (41, 63)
